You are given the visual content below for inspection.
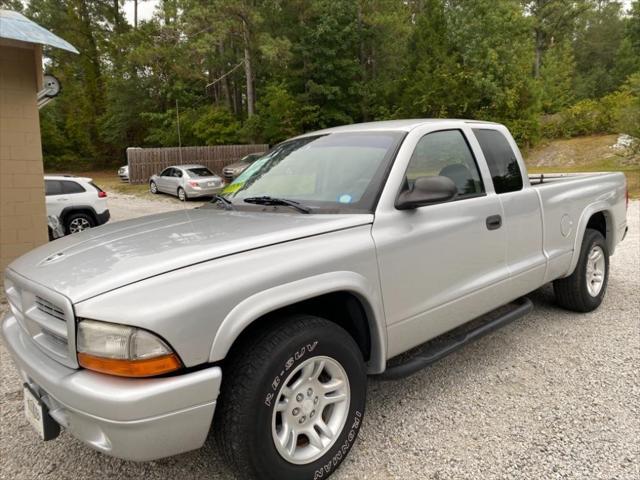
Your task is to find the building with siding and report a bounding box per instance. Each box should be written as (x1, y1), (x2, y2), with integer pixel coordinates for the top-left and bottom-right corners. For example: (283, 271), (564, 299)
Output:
(0, 10), (77, 279)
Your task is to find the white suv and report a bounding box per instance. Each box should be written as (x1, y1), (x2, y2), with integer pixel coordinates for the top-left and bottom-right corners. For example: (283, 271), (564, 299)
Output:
(44, 175), (110, 234)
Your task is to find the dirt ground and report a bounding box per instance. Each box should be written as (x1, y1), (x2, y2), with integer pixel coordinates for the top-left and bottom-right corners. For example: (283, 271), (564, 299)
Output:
(1, 182), (638, 479)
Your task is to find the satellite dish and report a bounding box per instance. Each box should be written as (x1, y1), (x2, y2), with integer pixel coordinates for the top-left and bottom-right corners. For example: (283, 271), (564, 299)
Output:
(42, 75), (61, 97)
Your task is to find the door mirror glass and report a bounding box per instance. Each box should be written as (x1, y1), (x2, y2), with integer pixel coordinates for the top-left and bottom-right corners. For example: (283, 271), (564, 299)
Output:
(396, 176), (457, 210)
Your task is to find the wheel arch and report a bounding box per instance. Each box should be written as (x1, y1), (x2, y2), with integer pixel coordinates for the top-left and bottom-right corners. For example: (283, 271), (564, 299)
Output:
(567, 205), (613, 275)
(209, 272), (387, 374)
(59, 205), (98, 225)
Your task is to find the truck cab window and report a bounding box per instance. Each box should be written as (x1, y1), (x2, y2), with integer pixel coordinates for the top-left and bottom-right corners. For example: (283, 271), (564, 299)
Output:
(405, 129), (484, 198)
(473, 129), (523, 194)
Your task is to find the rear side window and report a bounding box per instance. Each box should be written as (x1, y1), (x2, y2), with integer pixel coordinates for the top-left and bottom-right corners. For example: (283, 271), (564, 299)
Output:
(473, 129), (523, 194)
(60, 180), (86, 194)
(405, 129), (484, 198)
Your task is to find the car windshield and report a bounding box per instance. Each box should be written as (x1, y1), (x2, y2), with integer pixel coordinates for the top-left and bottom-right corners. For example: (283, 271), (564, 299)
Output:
(242, 154), (262, 163)
(221, 132), (405, 213)
(188, 167), (214, 177)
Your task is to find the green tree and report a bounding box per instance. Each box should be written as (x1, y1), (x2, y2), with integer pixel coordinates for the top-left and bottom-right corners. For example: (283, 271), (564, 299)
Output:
(573, 1), (627, 98)
(539, 41), (576, 113)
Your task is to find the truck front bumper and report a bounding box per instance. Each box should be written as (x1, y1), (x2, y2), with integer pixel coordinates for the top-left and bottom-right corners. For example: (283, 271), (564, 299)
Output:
(1, 314), (221, 461)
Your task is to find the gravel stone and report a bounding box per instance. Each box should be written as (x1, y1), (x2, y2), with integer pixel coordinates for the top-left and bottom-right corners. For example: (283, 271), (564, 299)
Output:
(1, 197), (638, 480)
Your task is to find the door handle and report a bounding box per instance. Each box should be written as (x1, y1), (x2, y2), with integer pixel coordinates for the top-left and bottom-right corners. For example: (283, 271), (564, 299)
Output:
(486, 214), (502, 230)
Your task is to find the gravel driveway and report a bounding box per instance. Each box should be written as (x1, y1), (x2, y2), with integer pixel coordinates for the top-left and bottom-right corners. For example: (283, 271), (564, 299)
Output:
(1, 197), (638, 480)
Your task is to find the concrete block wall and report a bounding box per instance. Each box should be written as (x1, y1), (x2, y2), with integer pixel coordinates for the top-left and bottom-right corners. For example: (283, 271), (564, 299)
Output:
(0, 44), (48, 277)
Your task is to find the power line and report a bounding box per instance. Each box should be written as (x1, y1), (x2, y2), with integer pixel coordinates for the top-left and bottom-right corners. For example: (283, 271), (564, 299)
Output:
(205, 60), (245, 89)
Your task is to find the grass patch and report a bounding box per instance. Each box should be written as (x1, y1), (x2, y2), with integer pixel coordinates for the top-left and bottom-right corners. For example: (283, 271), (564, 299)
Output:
(524, 134), (639, 198)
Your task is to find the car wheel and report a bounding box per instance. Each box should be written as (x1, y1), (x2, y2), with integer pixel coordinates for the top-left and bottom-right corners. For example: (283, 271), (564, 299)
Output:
(554, 228), (609, 312)
(177, 187), (187, 202)
(215, 315), (366, 480)
(150, 181), (158, 194)
(65, 213), (94, 234)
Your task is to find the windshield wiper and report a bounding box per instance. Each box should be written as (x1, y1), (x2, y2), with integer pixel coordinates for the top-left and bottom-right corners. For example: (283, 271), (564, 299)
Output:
(243, 196), (311, 214)
(211, 194), (233, 210)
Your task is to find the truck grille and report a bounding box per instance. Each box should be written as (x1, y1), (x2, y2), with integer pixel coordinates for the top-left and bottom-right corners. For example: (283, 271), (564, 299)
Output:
(35, 296), (66, 321)
(4, 272), (78, 368)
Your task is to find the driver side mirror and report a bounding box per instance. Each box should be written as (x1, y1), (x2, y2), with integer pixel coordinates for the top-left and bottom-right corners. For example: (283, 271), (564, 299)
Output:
(395, 175), (458, 210)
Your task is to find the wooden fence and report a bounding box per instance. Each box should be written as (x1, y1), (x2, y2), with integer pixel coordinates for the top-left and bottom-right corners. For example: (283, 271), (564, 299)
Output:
(126, 144), (269, 184)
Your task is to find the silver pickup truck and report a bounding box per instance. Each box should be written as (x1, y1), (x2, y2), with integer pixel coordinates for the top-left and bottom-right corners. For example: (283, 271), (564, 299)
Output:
(2, 120), (628, 480)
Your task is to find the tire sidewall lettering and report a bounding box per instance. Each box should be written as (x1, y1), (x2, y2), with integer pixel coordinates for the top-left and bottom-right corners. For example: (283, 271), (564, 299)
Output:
(264, 340), (319, 408)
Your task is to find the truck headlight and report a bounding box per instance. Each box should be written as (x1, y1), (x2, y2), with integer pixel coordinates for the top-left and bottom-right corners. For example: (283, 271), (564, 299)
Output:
(77, 319), (182, 377)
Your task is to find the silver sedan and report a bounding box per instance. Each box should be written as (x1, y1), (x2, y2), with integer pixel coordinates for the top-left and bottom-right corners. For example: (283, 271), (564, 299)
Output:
(149, 165), (224, 201)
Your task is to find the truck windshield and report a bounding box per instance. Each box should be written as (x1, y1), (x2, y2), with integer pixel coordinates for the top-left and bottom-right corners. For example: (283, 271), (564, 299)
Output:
(221, 131), (405, 213)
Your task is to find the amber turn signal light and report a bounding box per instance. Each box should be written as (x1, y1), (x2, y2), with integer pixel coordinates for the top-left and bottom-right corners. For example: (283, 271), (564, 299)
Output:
(78, 352), (182, 378)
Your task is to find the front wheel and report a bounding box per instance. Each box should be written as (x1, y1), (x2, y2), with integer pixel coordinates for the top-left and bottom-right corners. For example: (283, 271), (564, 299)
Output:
(215, 315), (366, 480)
(554, 228), (609, 312)
(149, 181), (158, 194)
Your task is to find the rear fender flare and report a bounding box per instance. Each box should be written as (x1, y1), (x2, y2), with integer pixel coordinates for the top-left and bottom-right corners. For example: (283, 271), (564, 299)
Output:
(567, 202), (612, 276)
(60, 205), (98, 225)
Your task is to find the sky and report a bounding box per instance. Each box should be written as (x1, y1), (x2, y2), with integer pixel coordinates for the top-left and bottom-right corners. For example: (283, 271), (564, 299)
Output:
(122, 0), (159, 25)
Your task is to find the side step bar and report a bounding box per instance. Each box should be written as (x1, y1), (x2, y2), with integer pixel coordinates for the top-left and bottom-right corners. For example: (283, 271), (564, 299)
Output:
(378, 297), (533, 380)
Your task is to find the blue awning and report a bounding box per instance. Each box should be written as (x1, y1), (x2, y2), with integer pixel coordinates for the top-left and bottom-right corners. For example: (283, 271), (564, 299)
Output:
(0, 10), (78, 53)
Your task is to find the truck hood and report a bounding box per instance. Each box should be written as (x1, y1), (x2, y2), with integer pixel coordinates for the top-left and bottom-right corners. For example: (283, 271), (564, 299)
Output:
(8, 208), (373, 303)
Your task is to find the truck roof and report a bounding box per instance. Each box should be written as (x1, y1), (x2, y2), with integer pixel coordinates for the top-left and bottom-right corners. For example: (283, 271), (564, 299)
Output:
(294, 119), (501, 138)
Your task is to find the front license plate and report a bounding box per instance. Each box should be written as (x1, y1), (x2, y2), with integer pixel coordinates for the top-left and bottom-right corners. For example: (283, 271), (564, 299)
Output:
(23, 385), (60, 441)
(24, 386), (45, 439)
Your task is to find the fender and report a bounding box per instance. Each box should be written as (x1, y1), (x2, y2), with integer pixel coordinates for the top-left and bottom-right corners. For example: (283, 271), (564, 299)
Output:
(208, 271), (388, 374)
(566, 201), (613, 276)
(60, 205), (98, 223)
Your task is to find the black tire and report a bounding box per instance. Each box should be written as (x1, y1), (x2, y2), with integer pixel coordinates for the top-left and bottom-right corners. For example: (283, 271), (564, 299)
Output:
(554, 228), (609, 312)
(149, 181), (158, 194)
(65, 212), (94, 234)
(215, 315), (366, 480)
(177, 187), (187, 201)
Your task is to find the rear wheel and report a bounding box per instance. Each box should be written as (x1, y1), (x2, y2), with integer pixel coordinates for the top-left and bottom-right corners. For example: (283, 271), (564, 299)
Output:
(65, 212), (94, 234)
(215, 315), (366, 480)
(554, 228), (609, 312)
(177, 187), (187, 201)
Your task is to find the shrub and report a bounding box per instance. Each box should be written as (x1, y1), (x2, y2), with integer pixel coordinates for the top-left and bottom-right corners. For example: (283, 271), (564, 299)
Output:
(540, 72), (640, 141)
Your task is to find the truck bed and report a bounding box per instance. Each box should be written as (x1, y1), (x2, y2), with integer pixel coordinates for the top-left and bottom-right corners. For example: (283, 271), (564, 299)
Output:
(529, 171), (617, 185)
(528, 171), (627, 283)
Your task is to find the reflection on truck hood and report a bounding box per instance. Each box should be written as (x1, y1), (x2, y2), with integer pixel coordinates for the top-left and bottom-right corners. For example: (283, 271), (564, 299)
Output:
(8, 208), (373, 303)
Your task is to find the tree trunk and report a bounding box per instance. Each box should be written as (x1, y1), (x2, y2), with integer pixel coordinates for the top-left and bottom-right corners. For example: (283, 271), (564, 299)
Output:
(242, 19), (255, 117)
(534, 30), (543, 78)
(134, 0), (138, 28)
(218, 40), (234, 112)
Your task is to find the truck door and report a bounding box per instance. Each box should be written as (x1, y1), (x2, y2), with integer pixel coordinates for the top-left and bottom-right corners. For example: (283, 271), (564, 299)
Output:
(372, 127), (511, 358)
(471, 127), (546, 296)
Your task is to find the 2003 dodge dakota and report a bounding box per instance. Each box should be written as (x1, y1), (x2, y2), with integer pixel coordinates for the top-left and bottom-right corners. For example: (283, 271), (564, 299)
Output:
(2, 120), (628, 480)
